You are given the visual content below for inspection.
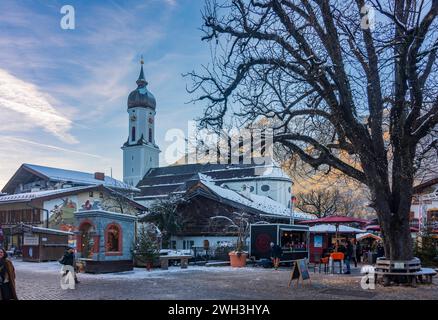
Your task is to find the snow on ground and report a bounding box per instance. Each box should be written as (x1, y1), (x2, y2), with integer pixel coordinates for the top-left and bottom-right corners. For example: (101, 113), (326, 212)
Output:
(13, 260), (261, 280)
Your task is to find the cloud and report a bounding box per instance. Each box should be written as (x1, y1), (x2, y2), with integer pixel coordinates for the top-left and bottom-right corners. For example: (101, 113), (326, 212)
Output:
(0, 68), (77, 143)
(0, 136), (115, 190)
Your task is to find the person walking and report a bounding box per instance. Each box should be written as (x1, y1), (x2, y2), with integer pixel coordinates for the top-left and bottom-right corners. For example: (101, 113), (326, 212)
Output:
(355, 241), (362, 264)
(352, 240), (358, 268)
(0, 248), (18, 300)
(270, 242), (282, 270)
(344, 240), (353, 274)
(59, 247), (79, 284)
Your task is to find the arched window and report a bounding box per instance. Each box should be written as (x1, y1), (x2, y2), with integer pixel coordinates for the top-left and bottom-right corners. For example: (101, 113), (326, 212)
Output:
(78, 221), (96, 258)
(131, 127), (136, 142)
(105, 223), (122, 255)
(149, 128), (153, 143)
(261, 185), (270, 192)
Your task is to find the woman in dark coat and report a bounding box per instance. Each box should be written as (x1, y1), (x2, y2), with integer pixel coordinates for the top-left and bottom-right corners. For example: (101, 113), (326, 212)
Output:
(0, 248), (18, 300)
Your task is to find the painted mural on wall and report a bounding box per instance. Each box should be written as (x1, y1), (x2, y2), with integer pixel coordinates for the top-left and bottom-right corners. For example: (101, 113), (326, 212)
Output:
(49, 198), (77, 232)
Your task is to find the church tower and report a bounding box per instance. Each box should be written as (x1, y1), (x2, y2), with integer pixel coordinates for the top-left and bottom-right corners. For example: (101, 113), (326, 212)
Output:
(122, 57), (160, 187)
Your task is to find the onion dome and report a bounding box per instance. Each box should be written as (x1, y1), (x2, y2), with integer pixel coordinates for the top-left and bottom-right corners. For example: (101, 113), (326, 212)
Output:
(127, 56), (156, 110)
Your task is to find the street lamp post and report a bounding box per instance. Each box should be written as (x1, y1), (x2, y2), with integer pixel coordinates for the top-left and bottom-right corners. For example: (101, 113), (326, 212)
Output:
(290, 196), (296, 225)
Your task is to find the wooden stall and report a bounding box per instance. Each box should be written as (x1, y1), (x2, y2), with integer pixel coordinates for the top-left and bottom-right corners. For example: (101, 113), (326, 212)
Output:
(11, 224), (73, 262)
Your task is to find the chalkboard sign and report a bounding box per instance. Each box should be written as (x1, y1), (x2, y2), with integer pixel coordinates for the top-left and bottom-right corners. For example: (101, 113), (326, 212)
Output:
(298, 259), (310, 280)
(288, 259), (311, 287)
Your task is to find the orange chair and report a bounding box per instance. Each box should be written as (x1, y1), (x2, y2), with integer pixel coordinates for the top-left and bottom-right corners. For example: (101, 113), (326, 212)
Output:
(319, 257), (329, 273)
(330, 252), (345, 274)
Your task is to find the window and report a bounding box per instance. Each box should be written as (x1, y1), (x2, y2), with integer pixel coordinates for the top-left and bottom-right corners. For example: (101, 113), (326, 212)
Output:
(250, 186), (255, 192)
(261, 185), (270, 192)
(149, 128), (153, 143)
(170, 241), (177, 250)
(183, 240), (195, 250)
(288, 187), (291, 193)
(131, 126), (136, 142)
(99, 192), (104, 199)
(106, 224), (121, 253)
(89, 191), (94, 197)
(132, 155), (134, 161)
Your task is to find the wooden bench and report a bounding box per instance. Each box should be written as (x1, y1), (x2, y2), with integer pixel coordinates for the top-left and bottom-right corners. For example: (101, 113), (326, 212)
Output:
(160, 255), (192, 270)
(372, 268), (436, 286)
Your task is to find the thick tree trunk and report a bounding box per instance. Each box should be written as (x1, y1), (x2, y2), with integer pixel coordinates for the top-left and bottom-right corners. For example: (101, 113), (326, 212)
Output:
(373, 187), (414, 260)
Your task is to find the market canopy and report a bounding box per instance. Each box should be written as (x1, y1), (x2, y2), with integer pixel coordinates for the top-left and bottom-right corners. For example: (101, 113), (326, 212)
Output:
(309, 224), (364, 234)
(366, 225), (419, 232)
(298, 215), (369, 225)
(356, 233), (382, 242)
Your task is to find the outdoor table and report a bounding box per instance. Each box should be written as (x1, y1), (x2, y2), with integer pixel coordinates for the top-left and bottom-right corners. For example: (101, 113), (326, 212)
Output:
(160, 255), (192, 270)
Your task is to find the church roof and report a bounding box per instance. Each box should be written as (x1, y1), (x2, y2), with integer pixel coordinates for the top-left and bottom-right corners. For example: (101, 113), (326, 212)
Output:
(127, 58), (156, 110)
(135, 161), (292, 200)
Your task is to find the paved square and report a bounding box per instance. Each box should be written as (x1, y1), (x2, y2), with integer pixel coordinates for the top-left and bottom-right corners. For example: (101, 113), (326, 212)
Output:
(12, 260), (438, 300)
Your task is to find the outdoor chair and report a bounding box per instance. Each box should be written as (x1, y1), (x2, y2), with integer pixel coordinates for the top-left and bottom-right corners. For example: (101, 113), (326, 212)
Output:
(319, 257), (330, 273)
(330, 252), (345, 274)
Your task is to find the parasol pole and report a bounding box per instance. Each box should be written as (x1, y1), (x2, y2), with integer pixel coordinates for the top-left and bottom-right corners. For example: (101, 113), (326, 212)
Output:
(335, 224), (339, 252)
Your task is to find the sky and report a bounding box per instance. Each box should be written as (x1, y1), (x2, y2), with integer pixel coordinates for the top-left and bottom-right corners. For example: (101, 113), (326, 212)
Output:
(0, 0), (211, 189)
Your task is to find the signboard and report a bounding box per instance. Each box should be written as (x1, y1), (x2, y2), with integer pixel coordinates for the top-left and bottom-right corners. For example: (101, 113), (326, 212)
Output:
(314, 235), (323, 248)
(23, 235), (39, 246)
(394, 262), (405, 269)
(288, 259), (311, 287)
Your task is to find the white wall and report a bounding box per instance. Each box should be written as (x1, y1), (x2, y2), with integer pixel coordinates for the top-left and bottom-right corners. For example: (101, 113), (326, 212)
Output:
(223, 179), (292, 208)
(170, 235), (242, 250)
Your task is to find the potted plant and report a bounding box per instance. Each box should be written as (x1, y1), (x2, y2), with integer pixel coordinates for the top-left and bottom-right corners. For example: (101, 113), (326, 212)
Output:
(211, 212), (249, 267)
(133, 225), (160, 271)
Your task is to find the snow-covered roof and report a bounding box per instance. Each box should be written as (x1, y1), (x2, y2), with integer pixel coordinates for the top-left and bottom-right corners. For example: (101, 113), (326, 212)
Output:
(0, 186), (96, 203)
(198, 174), (314, 220)
(31, 226), (74, 236)
(24, 164), (138, 192)
(309, 224), (364, 233)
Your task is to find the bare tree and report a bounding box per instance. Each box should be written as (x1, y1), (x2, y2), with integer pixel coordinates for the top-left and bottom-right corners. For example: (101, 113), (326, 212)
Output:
(187, 0), (438, 260)
(295, 189), (339, 217)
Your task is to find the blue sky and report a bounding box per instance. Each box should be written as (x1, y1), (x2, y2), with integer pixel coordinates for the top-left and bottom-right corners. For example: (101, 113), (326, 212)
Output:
(0, 0), (211, 188)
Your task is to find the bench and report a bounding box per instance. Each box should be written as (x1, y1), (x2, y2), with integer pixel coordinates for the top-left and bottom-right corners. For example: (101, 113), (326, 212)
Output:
(369, 268), (436, 286)
(159, 255), (192, 270)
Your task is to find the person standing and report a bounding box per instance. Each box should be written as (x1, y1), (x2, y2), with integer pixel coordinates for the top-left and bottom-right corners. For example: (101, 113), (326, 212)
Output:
(270, 242), (282, 270)
(0, 248), (18, 300)
(344, 240), (353, 274)
(356, 241), (362, 264)
(352, 240), (358, 268)
(59, 247), (79, 284)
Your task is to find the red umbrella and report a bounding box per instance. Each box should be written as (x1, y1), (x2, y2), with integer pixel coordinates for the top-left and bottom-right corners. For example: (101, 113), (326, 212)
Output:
(366, 225), (419, 232)
(299, 216), (369, 251)
(299, 216), (369, 225)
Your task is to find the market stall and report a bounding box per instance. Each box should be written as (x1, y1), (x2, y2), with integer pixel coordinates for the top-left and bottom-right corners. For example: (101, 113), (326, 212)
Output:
(9, 224), (73, 262)
(309, 224), (364, 262)
(249, 224), (309, 262)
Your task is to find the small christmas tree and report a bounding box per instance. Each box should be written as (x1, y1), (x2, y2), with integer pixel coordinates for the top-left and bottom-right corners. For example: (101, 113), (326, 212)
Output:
(133, 225), (160, 271)
(414, 225), (438, 267)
